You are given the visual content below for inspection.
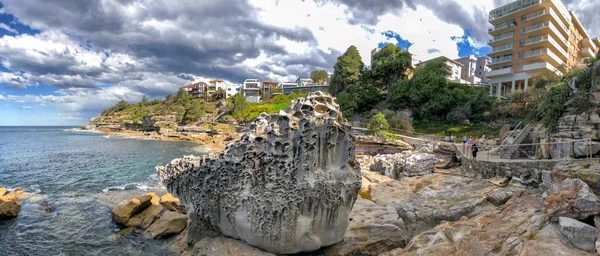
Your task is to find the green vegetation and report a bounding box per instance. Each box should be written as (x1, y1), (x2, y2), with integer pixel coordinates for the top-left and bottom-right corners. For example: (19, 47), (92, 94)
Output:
(99, 88), (206, 125)
(230, 92), (307, 123)
(212, 88), (226, 101)
(413, 120), (502, 138)
(329, 46), (364, 95)
(310, 69), (329, 85)
(371, 44), (412, 100)
(367, 113), (389, 136)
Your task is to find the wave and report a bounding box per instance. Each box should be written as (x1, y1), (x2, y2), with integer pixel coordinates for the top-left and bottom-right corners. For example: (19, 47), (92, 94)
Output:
(101, 181), (164, 193)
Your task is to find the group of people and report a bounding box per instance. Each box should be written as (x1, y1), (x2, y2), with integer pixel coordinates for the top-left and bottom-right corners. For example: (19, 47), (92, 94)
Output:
(449, 135), (479, 158)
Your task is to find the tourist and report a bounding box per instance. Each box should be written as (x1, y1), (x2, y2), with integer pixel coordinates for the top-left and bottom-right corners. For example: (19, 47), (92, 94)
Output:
(462, 135), (467, 144)
(450, 134), (455, 143)
(472, 139), (479, 158)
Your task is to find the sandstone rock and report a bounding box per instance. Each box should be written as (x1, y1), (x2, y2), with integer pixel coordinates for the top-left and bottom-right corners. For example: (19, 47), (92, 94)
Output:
(146, 192), (160, 205)
(3, 188), (30, 201)
(318, 198), (407, 255)
(574, 141), (600, 158)
(489, 176), (510, 187)
(112, 194), (153, 225)
(188, 236), (274, 256)
(146, 211), (188, 239)
(594, 216), (600, 253)
(359, 176), (371, 200)
(552, 160), (600, 193)
(156, 92), (361, 254)
(0, 197), (20, 220)
(125, 204), (163, 229)
(558, 217), (597, 252)
(401, 153), (436, 177)
(544, 178), (600, 219)
(487, 189), (514, 206)
(160, 193), (185, 213)
(107, 227), (136, 241)
(0, 188), (6, 197)
(591, 60), (600, 103)
(369, 173), (496, 238)
(521, 223), (595, 256)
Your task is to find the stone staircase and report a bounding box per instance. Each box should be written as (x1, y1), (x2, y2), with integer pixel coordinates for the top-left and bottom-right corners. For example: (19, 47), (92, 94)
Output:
(499, 122), (533, 159)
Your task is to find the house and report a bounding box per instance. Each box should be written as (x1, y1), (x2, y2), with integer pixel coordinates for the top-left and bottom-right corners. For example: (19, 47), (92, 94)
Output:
(179, 82), (207, 99)
(415, 56), (466, 84)
(261, 80), (280, 97)
(454, 55), (492, 86)
(281, 79), (328, 95)
(486, 0), (600, 97)
(226, 83), (241, 98)
(295, 77), (316, 87)
(243, 79), (261, 103)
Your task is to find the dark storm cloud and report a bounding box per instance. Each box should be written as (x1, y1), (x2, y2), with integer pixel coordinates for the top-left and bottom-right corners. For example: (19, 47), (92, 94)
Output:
(0, 0), (331, 88)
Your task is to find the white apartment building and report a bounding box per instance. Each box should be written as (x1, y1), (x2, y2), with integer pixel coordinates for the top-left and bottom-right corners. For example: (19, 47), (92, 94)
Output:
(226, 83), (241, 98)
(243, 79), (261, 103)
(415, 56), (465, 83)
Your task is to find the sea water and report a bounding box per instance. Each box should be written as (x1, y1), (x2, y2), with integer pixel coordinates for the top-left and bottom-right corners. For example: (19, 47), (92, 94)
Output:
(0, 126), (198, 255)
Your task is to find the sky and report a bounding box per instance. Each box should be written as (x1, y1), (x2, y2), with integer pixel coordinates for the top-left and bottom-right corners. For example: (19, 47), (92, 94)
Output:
(0, 0), (598, 126)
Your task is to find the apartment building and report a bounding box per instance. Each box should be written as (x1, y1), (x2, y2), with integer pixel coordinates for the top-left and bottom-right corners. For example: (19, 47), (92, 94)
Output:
(226, 83), (241, 98)
(179, 82), (206, 99)
(243, 79), (261, 103)
(486, 0), (600, 97)
(261, 80), (280, 97)
(476, 57), (492, 84)
(415, 56), (465, 83)
(454, 55), (492, 85)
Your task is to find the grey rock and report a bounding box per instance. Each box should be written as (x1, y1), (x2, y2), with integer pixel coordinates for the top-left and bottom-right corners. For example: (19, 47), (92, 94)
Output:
(156, 92), (361, 254)
(487, 189), (514, 206)
(591, 60), (600, 103)
(558, 217), (597, 252)
(146, 211), (188, 239)
(402, 153), (436, 177)
(189, 237), (274, 256)
(544, 178), (600, 219)
(370, 153), (404, 180)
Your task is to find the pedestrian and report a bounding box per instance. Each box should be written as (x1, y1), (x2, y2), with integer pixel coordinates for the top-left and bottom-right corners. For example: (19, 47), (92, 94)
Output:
(472, 139), (479, 158)
(450, 134), (455, 143)
(462, 135), (467, 144)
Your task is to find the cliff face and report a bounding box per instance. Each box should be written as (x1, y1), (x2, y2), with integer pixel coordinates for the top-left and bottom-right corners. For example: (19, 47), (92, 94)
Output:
(156, 92), (361, 254)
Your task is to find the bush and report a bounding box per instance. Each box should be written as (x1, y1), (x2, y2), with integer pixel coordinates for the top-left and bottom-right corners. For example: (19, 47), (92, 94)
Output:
(541, 81), (571, 132)
(367, 113), (389, 136)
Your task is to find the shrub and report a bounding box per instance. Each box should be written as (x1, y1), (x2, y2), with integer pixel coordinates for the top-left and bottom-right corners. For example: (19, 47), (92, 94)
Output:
(367, 113), (389, 136)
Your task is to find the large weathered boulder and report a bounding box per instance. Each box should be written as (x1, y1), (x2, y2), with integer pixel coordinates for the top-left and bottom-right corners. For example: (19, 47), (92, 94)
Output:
(183, 237), (275, 256)
(543, 178), (600, 219)
(125, 204), (163, 229)
(111, 194), (153, 225)
(160, 193), (185, 213)
(369, 153), (404, 180)
(0, 197), (20, 220)
(558, 217), (597, 252)
(156, 92), (361, 254)
(0, 188), (6, 197)
(146, 211), (188, 239)
(401, 153), (436, 177)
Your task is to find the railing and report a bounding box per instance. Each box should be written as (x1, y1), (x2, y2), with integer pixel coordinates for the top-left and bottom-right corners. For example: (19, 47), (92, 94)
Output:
(523, 21), (549, 34)
(491, 56), (513, 64)
(490, 32), (514, 42)
(492, 44), (514, 53)
(500, 121), (523, 147)
(522, 9), (548, 22)
(524, 48), (549, 58)
(484, 138), (596, 162)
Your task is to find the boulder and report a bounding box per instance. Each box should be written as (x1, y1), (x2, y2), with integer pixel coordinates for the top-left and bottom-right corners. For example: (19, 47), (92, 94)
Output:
(370, 153), (404, 180)
(594, 216), (600, 253)
(186, 237), (275, 256)
(125, 204), (164, 229)
(0, 197), (20, 220)
(3, 188), (30, 201)
(489, 176), (510, 187)
(558, 217), (597, 252)
(318, 198), (408, 255)
(487, 189), (514, 206)
(402, 153), (436, 177)
(160, 193), (185, 213)
(111, 194), (153, 225)
(146, 211), (188, 239)
(544, 178), (600, 219)
(156, 92), (362, 254)
(0, 188), (6, 197)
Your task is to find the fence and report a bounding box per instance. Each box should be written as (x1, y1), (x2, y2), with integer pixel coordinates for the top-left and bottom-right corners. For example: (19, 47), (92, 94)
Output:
(459, 138), (597, 162)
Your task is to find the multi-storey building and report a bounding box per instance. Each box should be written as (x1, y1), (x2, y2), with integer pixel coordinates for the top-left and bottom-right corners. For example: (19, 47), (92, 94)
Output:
(486, 0), (600, 97)
(243, 79), (261, 103)
(455, 55), (482, 85)
(179, 82), (206, 99)
(261, 80), (280, 97)
(207, 79), (228, 97)
(226, 83), (241, 98)
(415, 56), (466, 83)
(476, 56), (492, 84)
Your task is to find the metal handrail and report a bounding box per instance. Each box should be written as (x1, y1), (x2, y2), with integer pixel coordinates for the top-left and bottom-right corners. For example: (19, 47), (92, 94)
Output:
(499, 121), (522, 146)
(488, 138), (595, 162)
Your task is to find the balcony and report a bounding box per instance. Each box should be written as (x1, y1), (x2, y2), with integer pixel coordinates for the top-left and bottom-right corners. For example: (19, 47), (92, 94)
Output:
(486, 67), (513, 78)
(489, 0), (548, 23)
(521, 8), (549, 24)
(490, 56), (514, 66)
(488, 23), (516, 36)
(582, 38), (595, 49)
(523, 48), (563, 67)
(490, 44), (514, 55)
(520, 35), (568, 60)
(582, 47), (595, 58)
(489, 32), (514, 46)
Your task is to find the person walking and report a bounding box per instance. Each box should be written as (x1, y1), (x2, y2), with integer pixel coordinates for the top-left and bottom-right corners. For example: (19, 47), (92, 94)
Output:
(462, 135), (467, 144)
(472, 139), (479, 159)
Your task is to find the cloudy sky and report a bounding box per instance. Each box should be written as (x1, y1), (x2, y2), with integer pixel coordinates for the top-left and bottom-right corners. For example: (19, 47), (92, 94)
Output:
(0, 0), (598, 125)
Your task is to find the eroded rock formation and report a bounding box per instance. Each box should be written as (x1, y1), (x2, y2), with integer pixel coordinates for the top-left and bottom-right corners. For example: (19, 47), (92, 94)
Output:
(156, 92), (361, 254)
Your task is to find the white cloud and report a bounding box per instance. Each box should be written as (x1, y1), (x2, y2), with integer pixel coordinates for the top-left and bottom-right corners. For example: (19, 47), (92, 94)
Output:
(0, 94), (5, 101)
(0, 72), (37, 88)
(0, 22), (17, 34)
(21, 106), (33, 110)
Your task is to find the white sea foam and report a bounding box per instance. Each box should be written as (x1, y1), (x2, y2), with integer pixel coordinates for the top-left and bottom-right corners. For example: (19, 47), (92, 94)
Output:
(63, 128), (102, 134)
(101, 182), (162, 193)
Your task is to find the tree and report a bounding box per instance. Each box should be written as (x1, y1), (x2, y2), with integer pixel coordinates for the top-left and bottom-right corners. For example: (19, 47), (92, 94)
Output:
(181, 99), (205, 125)
(212, 88), (226, 101)
(367, 113), (389, 136)
(329, 46), (364, 95)
(371, 44), (412, 100)
(232, 93), (248, 121)
(310, 70), (329, 85)
(271, 87), (283, 93)
(139, 95), (149, 106)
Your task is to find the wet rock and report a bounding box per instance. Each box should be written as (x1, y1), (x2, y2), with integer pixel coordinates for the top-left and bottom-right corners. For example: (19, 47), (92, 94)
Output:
(402, 153), (436, 177)
(156, 92), (361, 254)
(558, 217), (597, 252)
(107, 227), (136, 241)
(487, 189), (514, 206)
(318, 198), (408, 255)
(111, 194), (153, 225)
(147, 211), (188, 239)
(0, 197), (20, 220)
(544, 178), (600, 219)
(126, 204), (164, 229)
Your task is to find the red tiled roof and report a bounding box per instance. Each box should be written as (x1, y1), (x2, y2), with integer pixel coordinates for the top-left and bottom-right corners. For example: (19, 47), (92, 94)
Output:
(180, 82), (207, 89)
(209, 79), (224, 83)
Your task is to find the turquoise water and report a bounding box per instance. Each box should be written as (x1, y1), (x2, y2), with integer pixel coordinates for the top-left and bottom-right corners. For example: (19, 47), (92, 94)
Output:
(0, 127), (199, 255)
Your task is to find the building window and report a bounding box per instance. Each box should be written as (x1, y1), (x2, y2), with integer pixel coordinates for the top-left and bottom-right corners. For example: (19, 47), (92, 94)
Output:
(518, 51), (525, 59)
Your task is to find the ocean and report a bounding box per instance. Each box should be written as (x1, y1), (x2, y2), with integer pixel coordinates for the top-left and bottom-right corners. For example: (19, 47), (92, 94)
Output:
(0, 126), (199, 255)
